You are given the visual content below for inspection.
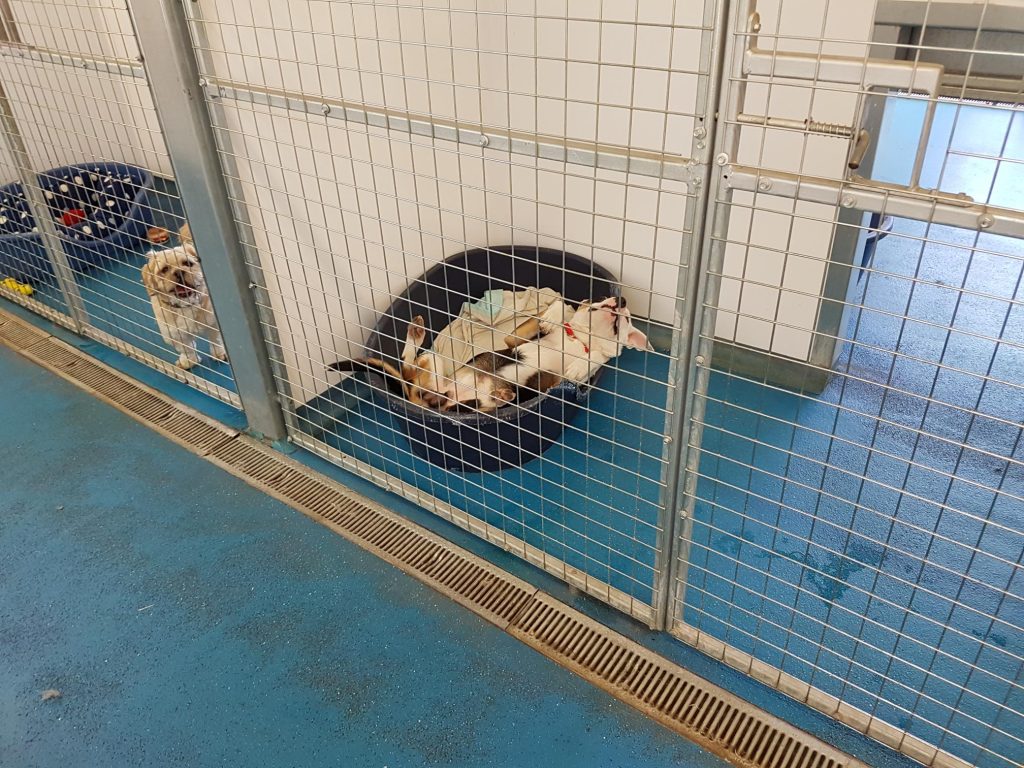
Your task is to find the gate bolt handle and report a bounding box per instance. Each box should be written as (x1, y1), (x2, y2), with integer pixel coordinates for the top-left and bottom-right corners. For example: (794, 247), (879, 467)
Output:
(848, 129), (871, 171)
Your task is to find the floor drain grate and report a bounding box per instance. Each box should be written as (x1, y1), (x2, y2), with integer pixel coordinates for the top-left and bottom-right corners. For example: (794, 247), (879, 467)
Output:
(153, 409), (236, 455)
(0, 314), (50, 349)
(206, 436), (536, 628)
(13, 335), (232, 451)
(508, 593), (864, 768)
(0, 306), (870, 768)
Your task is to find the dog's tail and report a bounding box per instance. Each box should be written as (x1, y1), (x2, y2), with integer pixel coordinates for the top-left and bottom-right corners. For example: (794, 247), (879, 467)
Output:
(327, 358), (409, 399)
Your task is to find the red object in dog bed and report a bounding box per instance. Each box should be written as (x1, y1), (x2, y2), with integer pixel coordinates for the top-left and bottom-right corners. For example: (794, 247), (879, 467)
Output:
(60, 208), (86, 227)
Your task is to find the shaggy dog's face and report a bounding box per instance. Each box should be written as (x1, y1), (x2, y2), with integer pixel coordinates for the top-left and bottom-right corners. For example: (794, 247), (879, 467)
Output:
(141, 245), (205, 308)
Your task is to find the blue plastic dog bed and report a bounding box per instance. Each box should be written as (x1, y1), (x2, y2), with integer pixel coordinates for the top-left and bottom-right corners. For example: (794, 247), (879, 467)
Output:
(0, 162), (153, 281)
(357, 246), (620, 472)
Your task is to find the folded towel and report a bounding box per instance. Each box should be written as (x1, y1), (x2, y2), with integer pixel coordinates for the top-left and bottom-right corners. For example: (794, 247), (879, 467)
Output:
(430, 286), (567, 379)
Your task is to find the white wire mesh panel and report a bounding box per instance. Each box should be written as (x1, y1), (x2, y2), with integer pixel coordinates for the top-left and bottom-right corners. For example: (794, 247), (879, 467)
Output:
(0, 99), (78, 328)
(185, 0), (717, 620)
(672, 2), (1023, 767)
(0, 0), (238, 405)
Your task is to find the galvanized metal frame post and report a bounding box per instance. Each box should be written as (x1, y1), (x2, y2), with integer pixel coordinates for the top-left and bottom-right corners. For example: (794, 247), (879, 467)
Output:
(808, 93), (887, 374)
(128, 0), (286, 441)
(657, 0), (751, 630)
(179, 4), (298, 426)
(0, 82), (88, 331)
(651, 0), (733, 629)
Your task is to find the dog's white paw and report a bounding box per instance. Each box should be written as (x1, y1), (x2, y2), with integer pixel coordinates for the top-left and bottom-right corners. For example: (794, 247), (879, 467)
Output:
(493, 386), (516, 403)
(212, 347), (228, 362)
(177, 353), (198, 370)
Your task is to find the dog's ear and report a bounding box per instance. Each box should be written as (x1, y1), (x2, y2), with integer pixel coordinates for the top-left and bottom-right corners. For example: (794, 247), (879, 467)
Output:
(179, 222), (192, 247)
(183, 243), (200, 262)
(625, 327), (652, 351)
(140, 255), (159, 296)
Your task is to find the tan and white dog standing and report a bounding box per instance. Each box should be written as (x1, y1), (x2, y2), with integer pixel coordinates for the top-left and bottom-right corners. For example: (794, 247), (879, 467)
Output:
(141, 223), (226, 370)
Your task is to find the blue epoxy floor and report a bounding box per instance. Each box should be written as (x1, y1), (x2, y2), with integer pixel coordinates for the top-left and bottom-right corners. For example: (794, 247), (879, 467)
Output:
(4, 99), (1021, 768)
(689, 102), (1024, 768)
(0, 343), (730, 768)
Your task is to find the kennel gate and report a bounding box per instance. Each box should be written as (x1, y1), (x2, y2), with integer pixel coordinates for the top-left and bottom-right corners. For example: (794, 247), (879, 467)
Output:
(0, 0), (245, 408)
(0, 2), (1020, 768)
(173, 0), (724, 625)
(666, 2), (1024, 768)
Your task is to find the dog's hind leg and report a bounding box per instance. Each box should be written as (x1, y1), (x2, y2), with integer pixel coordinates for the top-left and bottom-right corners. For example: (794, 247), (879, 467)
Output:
(209, 333), (227, 362)
(400, 316), (427, 376)
(505, 316), (542, 349)
(400, 316), (447, 406)
(523, 370), (562, 397)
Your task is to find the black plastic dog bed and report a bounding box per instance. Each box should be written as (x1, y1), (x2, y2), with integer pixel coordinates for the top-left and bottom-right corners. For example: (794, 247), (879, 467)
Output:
(358, 246), (619, 472)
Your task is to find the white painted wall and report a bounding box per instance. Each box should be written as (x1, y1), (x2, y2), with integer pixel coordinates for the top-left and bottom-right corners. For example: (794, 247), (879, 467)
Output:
(195, 0), (706, 398)
(218, 100), (693, 397)
(0, 1), (172, 181)
(10, 0), (137, 59)
(0, 0), (885, 389)
(714, 0), (878, 361)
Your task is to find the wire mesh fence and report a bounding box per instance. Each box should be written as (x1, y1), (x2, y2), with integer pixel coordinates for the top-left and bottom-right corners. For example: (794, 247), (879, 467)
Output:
(182, 0), (719, 620)
(0, 0), (238, 405)
(0, 83), (79, 328)
(670, 2), (1024, 767)
(0, 1), (1020, 767)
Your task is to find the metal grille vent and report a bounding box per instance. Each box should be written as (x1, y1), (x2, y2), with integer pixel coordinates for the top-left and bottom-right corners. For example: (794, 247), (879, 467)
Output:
(16, 334), (235, 454)
(0, 306), (867, 768)
(25, 340), (171, 420)
(509, 593), (863, 768)
(206, 436), (536, 628)
(0, 314), (49, 349)
(151, 409), (236, 455)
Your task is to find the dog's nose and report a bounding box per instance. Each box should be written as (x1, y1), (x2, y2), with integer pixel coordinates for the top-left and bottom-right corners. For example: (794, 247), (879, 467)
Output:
(616, 296), (626, 309)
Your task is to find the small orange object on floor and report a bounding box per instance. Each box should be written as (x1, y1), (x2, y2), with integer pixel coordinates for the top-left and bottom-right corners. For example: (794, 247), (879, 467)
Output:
(147, 226), (170, 244)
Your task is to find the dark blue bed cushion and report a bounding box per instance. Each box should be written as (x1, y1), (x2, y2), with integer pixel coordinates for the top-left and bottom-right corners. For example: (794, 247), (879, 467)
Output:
(0, 162), (153, 280)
